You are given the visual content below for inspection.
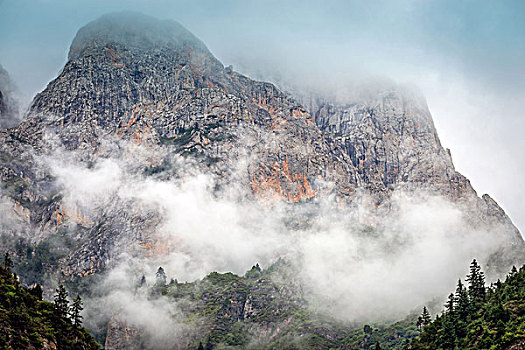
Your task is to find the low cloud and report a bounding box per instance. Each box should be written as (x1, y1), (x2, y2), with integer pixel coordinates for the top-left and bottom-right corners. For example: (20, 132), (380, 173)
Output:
(35, 138), (512, 332)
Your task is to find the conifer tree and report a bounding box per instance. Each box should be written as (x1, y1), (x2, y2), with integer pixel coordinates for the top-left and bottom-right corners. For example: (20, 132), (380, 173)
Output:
(454, 279), (469, 322)
(3, 252), (13, 270)
(440, 313), (456, 349)
(416, 316), (423, 332)
(30, 284), (43, 301)
(421, 306), (431, 326)
(466, 259), (486, 309)
(156, 266), (167, 286)
(70, 294), (84, 327)
(445, 293), (455, 314)
(197, 342), (204, 350)
(54, 285), (69, 319)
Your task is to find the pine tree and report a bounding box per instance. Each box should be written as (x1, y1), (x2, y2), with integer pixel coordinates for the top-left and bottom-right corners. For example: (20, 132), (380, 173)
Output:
(197, 342), (204, 350)
(30, 284), (43, 301)
(155, 266), (167, 286)
(440, 314), (456, 349)
(70, 294), (83, 327)
(466, 259), (486, 309)
(375, 341), (383, 350)
(54, 284), (69, 319)
(445, 293), (455, 314)
(416, 316), (423, 332)
(3, 252), (13, 270)
(455, 279), (469, 322)
(421, 306), (431, 326)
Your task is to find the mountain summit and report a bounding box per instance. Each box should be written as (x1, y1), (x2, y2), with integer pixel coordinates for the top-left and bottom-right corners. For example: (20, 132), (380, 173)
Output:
(68, 12), (212, 61)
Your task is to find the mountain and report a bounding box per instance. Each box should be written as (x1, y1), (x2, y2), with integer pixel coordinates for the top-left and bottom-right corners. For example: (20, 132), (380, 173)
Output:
(2, 11), (359, 278)
(0, 65), (21, 129)
(0, 11), (523, 348)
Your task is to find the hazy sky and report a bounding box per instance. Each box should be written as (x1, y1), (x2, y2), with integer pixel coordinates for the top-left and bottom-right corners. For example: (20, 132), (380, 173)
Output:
(1, 0), (524, 235)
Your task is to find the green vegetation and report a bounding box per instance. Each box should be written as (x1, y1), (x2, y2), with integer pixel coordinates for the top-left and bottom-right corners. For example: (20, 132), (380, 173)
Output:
(341, 317), (419, 349)
(409, 261), (525, 350)
(163, 259), (524, 350)
(0, 253), (100, 349)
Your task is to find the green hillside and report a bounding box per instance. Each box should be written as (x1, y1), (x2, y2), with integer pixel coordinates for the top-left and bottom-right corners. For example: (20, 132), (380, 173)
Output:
(0, 253), (100, 349)
(409, 261), (525, 350)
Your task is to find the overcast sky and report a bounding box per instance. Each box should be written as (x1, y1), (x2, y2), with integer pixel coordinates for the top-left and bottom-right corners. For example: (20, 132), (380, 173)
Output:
(1, 0), (524, 235)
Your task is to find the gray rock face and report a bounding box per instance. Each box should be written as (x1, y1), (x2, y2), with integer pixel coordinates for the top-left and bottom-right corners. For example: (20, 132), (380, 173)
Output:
(0, 11), (522, 316)
(299, 89), (524, 246)
(3, 13), (358, 280)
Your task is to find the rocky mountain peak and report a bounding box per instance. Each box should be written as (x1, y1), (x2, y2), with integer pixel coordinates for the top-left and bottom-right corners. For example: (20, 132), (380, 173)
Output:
(68, 12), (211, 61)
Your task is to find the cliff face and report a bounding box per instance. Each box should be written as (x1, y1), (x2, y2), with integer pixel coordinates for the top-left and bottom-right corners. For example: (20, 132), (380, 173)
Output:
(0, 12), (523, 340)
(1, 13), (363, 278)
(301, 90), (523, 245)
(23, 12), (356, 198)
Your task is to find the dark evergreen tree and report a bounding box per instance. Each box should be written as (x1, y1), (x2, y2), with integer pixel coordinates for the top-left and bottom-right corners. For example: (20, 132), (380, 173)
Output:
(197, 342), (204, 350)
(3, 251), (13, 270)
(455, 279), (469, 322)
(466, 259), (486, 308)
(156, 266), (167, 286)
(421, 306), (431, 326)
(29, 284), (43, 300)
(440, 314), (456, 349)
(416, 316), (423, 332)
(139, 274), (146, 287)
(375, 341), (383, 350)
(70, 294), (83, 327)
(54, 284), (69, 319)
(444, 293), (455, 314)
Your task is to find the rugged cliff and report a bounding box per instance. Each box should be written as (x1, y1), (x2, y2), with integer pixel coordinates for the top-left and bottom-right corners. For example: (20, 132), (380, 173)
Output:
(301, 89), (524, 245)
